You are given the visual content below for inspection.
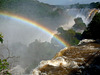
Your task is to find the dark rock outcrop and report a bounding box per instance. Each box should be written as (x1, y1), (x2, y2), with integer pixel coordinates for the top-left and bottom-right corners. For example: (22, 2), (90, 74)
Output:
(72, 17), (86, 33)
(82, 12), (100, 40)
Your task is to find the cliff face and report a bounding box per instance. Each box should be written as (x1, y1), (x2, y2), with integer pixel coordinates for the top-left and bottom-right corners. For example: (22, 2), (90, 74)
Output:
(33, 40), (100, 75)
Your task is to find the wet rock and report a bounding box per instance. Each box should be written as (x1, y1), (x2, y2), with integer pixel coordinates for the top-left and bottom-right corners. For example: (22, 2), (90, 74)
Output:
(33, 42), (100, 75)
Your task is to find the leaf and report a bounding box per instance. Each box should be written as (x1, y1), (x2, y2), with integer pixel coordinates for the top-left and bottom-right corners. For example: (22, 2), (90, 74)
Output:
(0, 33), (3, 43)
(2, 59), (7, 62)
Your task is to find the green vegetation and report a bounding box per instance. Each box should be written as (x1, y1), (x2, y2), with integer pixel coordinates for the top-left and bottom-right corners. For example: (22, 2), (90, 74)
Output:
(82, 13), (100, 40)
(0, 0), (52, 16)
(70, 3), (89, 8)
(0, 0), (68, 29)
(51, 17), (86, 46)
(0, 34), (11, 75)
(51, 27), (81, 46)
(0, 59), (11, 75)
(90, 2), (100, 8)
(70, 2), (100, 8)
(0, 33), (3, 43)
(0, 0), (63, 19)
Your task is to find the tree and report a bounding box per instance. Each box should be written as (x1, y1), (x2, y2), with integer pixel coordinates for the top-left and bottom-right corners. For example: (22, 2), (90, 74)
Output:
(52, 27), (81, 46)
(0, 34), (11, 75)
(57, 27), (65, 34)
(90, 2), (100, 8)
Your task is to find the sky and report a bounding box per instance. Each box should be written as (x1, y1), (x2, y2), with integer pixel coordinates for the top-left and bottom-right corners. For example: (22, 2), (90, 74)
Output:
(38, 0), (100, 5)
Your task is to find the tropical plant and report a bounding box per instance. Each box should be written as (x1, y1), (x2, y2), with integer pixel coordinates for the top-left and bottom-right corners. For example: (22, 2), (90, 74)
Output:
(0, 34), (11, 75)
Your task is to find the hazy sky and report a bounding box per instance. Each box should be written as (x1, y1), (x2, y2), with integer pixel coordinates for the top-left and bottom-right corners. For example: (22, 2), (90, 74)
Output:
(38, 0), (100, 5)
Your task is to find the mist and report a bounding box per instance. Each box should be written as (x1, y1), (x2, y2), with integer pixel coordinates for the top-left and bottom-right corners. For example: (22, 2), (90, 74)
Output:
(0, 16), (53, 45)
(0, 0), (96, 74)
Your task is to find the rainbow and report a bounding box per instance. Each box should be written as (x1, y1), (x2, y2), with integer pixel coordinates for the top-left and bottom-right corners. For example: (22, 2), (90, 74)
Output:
(0, 12), (70, 47)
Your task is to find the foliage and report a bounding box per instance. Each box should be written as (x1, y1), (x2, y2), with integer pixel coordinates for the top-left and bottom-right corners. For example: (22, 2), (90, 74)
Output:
(0, 34), (11, 75)
(0, 0), (68, 29)
(0, 33), (3, 43)
(90, 2), (100, 8)
(0, 59), (11, 75)
(0, 0), (63, 18)
(57, 27), (65, 34)
(51, 27), (81, 46)
(70, 2), (100, 9)
(70, 3), (89, 8)
(82, 13), (100, 39)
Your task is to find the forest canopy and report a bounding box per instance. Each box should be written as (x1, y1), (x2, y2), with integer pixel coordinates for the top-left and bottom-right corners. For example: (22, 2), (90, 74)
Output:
(51, 27), (81, 46)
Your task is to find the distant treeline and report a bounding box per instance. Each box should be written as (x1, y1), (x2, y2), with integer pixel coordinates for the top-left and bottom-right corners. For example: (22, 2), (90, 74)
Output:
(70, 2), (100, 8)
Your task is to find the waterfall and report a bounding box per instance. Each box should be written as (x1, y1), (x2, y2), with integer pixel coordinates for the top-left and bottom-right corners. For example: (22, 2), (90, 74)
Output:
(65, 8), (99, 26)
(87, 9), (99, 22)
(32, 40), (100, 75)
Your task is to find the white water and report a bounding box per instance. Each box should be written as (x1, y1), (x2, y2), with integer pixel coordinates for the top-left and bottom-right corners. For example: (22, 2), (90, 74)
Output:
(2, 8), (100, 75)
(33, 56), (79, 75)
(32, 41), (100, 75)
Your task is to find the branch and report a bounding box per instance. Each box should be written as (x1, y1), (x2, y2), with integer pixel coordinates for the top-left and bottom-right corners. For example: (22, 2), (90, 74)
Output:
(6, 56), (19, 60)
(0, 69), (10, 75)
